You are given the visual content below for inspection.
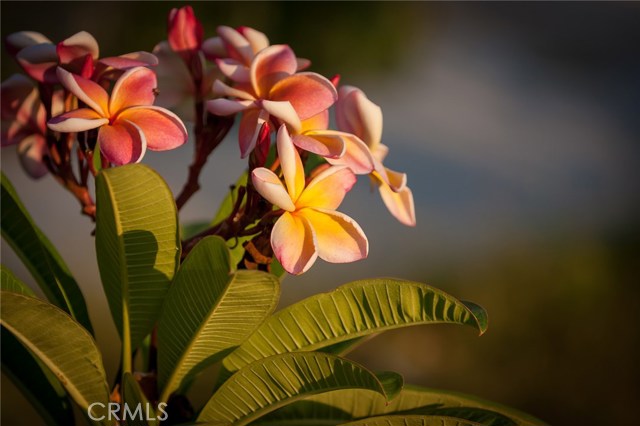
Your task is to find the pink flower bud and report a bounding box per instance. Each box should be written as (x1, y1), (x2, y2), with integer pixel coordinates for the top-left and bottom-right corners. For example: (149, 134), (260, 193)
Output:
(167, 6), (203, 61)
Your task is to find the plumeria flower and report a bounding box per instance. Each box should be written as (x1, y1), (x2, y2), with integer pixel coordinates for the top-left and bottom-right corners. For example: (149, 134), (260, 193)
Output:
(0, 74), (53, 178)
(167, 5), (203, 63)
(335, 85), (416, 226)
(7, 30), (157, 84)
(47, 67), (187, 165)
(252, 125), (368, 275)
(207, 44), (336, 158)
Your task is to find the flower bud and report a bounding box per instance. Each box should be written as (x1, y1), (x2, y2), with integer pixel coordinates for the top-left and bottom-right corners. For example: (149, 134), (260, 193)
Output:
(167, 6), (203, 62)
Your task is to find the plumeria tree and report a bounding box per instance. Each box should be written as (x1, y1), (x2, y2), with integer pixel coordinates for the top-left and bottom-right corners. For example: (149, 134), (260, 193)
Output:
(1, 6), (543, 426)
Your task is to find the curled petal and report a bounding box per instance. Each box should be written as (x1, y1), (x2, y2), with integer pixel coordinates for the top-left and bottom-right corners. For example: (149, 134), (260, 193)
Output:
(207, 98), (253, 116)
(269, 72), (338, 121)
(296, 166), (356, 210)
(293, 133), (345, 159)
(239, 108), (269, 158)
(117, 106), (187, 151)
(271, 212), (318, 275)
(16, 44), (58, 83)
(325, 132), (376, 175)
(98, 120), (147, 165)
(99, 52), (159, 70)
(215, 58), (250, 83)
(202, 36), (226, 60)
(336, 85), (383, 150)
(250, 44), (297, 97)
(299, 208), (368, 264)
(47, 108), (108, 132)
(261, 100), (300, 132)
(384, 166), (408, 192)
(276, 125), (305, 201)
(57, 31), (99, 65)
(17, 134), (48, 179)
(377, 181), (416, 227)
(110, 67), (157, 113)
(212, 79), (255, 100)
(251, 168), (295, 212)
(217, 26), (254, 64)
(6, 31), (51, 56)
(56, 67), (109, 116)
(238, 26), (269, 54)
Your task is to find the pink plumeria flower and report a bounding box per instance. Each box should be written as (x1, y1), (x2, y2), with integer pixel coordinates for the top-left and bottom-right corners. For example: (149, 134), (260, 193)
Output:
(47, 67), (187, 165)
(252, 125), (368, 275)
(207, 44), (336, 158)
(1, 74), (52, 178)
(9, 31), (156, 84)
(335, 85), (416, 226)
(203, 26), (310, 85)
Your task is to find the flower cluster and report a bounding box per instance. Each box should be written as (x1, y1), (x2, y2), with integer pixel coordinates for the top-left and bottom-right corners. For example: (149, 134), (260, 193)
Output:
(1, 6), (416, 276)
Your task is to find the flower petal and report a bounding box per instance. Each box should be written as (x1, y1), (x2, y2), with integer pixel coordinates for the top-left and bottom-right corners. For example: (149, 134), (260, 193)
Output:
(377, 181), (416, 227)
(296, 166), (356, 210)
(47, 108), (108, 132)
(293, 133), (345, 159)
(271, 211), (318, 275)
(215, 58), (250, 83)
(56, 31), (99, 65)
(99, 52), (159, 70)
(276, 125), (305, 201)
(251, 168), (295, 212)
(299, 208), (368, 264)
(97, 120), (147, 165)
(202, 36), (226, 60)
(56, 67), (109, 116)
(212, 79), (255, 100)
(17, 134), (48, 179)
(16, 44), (58, 83)
(238, 108), (269, 158)
(207, 98), (253, 116)
(325, 132), (376, 175)
(116, 106), (187, 151)
(109, 67), (157, 113)
(335, 85), (383, 150)
(384, 166), (408, 192)
(300, 110), (329, 133)
(168, 6), (203, 54)
(238, 26), (269, 54)
(217, 26), (254, 64)
(6, 31), (51, 56)
(269, 72), (337, 121)
(261, 100), (300, 132)
(250, 44), (297, 97)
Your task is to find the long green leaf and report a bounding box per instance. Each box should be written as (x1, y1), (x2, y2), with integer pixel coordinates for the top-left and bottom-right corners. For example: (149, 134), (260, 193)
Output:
(0, 292), (111, 424)
(1, 173), (93, 333)
(260, 385), (545, 426)
(339, 415), (482, 426)
(1, 267), (74, 425)
(198, 352), (403, 426)
(157, 236), (280, 403)
(122, 373), (157, 426)
(221, 279), (487, 378)
(95, 164), (180, 356)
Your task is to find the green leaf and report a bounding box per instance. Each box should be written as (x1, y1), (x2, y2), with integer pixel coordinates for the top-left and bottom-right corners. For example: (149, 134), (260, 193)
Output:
(1, 267), (74, 425)
(95, 164), (180, 357)
(197, 352), (403, 426)
(0, 291), (111, 424)
(221, 279), (487, 378)
(122, 373), (157, 426)
(1, 172), (93, 334)
(93, 142), (103, 174)
(157, 236), (280, 403)
(261, 385), (545, 426)
(338, 415), (483, 426)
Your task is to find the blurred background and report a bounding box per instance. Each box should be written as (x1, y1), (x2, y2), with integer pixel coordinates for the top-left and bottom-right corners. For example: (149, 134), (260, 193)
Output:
(2, 2), (640, 425)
